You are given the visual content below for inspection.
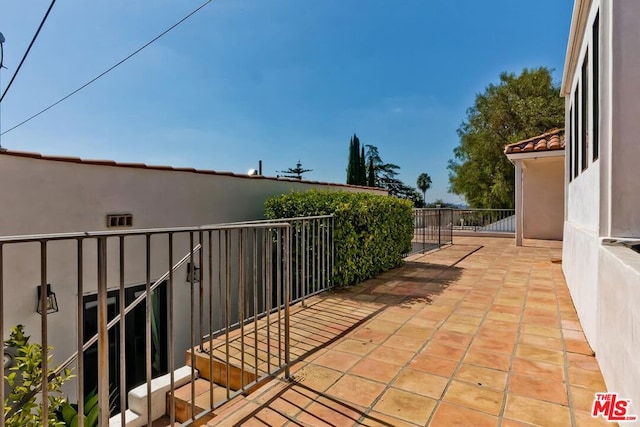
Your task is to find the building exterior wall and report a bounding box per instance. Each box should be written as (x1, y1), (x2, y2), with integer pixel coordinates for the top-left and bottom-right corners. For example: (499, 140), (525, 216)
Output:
(610, 0), (640, 238)
(562, 0), (640, 405)
(562, 0), (605, 355)
(0, 153), (384, 400)
(522, 157), (564, 240)
(597, 245), (640, 411)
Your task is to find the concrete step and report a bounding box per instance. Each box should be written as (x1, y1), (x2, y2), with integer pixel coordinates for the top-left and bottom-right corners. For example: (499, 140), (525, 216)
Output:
(168, 379), (228, 424)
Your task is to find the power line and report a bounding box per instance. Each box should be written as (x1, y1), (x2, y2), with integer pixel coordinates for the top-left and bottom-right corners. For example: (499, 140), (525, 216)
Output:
(1, 0), (212, 136)
(0, 0), (57, 103)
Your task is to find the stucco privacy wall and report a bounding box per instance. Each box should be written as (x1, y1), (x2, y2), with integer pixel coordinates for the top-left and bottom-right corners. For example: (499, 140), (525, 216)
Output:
(0, 152), (384, 401)
(0, 152), (384, 235)
(597, 245), (640, 415)
(522, 157), (564, 240)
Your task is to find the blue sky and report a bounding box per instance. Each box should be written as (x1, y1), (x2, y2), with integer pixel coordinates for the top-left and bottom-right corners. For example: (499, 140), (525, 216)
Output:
(0, 1), (573, 204)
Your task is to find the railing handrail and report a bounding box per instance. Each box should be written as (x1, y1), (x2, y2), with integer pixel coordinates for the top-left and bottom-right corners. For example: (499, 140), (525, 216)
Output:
(451, 208), (515, 212)
(212, 214), (335, 227)
(0, 222), (292, 244)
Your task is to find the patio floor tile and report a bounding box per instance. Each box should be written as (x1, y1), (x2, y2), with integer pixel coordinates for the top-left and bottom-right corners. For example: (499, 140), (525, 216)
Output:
(504, 394), (571, 426)
(373, 388), (437, 425)
(429, 402), (499, 427)
(409, 354), (459, 377)
(454, 364), (508, 390)
(349, 357), (402, 383)
(442, 380), (504, 416)
(325, 374), (386, 407)
(421, 341), (467, 360)
(392, 368), (449, 399)
(203, 237), (614, 427)
(463, 349), (511, 371)
(366, 345), (415, 366)
(312, 350), (361, 372)
(508, 374), (569, 405)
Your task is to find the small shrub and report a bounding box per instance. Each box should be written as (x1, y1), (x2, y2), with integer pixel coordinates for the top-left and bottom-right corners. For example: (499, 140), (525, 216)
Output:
(3, 325), (73, 427)
(265, 190), (413, 286)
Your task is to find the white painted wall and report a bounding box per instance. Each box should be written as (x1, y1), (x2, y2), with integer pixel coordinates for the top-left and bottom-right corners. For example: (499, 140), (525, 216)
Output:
(610, 0), (640, 238)
(597, 244), (640, 409)
(522, 157), (564, 240)
(0, 152), (384, 402)
(562, 223), (601, 353)
(562, 0), (604, 354)
(563, 0), (640, 408)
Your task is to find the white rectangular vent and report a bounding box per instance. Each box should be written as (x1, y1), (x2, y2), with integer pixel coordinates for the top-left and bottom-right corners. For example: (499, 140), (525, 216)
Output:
(106, 214), (133, 228)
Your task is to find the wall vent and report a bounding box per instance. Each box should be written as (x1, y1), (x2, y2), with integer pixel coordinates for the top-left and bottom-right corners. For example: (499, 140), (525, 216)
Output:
(106, 214), (133, 228)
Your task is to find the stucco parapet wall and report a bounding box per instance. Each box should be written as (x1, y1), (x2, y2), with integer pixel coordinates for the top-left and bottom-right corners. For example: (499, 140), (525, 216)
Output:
(0, 149), (386, 194)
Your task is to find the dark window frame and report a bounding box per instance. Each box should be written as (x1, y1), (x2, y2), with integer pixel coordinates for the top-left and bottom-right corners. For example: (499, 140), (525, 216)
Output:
(569, 105), (573, 182)
(593, 11), (600, 161)
(581, 50), (589, 172)
(573, 85), (579, 178)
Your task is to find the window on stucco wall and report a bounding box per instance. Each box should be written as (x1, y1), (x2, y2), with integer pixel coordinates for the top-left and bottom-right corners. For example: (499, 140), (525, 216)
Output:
(592, 11), (600, 161)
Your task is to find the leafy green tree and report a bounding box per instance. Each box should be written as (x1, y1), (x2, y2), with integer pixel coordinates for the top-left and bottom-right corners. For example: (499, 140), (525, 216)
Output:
(278, 160), (312, 180)
(448, 67), (564, 208)
(363, 144), (423, 207)
(416, 173), (432, 203)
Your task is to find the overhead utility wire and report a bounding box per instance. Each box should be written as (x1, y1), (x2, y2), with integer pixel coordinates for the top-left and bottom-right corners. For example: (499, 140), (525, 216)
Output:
(0, 0), (57, 103)
(1, 0), (212, 136)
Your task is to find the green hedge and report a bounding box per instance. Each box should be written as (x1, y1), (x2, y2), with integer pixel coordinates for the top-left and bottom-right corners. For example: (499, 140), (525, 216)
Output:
(264, 190), (413, 286)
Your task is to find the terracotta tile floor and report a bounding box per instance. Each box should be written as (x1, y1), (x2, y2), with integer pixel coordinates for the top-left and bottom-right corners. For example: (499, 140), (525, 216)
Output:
(206, 237), (615, 427)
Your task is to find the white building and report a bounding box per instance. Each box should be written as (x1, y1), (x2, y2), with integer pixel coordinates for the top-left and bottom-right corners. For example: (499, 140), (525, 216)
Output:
(562, 0), (640, 409)
(505, 129), (565, 246)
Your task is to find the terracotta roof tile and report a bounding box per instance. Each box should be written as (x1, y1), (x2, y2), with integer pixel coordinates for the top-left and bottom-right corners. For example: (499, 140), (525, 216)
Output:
(0, 149), (381, 192)
(504, 129), (565, 154)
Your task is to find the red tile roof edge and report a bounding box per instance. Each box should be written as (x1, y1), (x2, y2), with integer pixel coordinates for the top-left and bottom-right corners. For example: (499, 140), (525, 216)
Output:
(504, 128), (565, 154)
(0, 149), (383, 192)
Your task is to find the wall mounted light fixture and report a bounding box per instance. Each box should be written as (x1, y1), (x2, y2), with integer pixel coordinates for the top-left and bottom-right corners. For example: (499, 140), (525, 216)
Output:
(186, 263), (200, 283)
(36, 284), (59, 314)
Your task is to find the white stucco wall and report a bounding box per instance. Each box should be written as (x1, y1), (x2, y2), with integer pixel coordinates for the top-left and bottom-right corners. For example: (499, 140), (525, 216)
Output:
(0, 152), (384, 401)
(563, 0), (640, 407)
(562, 0), (604, 356)
(562, 223), (601, 353)
(522, 157), (565, 240)
(610, 0), (640, 238)
(597, 244), (640, 410)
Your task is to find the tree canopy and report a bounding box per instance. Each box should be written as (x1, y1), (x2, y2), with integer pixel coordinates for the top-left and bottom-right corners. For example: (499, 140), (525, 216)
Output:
(416, 173), (432, 203)
(278, 160), (312, 180)
(448, 67), (564, 208)
(345, 135), (424, 206)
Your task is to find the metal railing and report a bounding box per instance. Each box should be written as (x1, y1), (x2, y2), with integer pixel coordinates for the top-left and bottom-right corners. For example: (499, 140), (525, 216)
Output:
(1, 215), (335, 427)
(0, 222), (296, 426)
(409, 209), (454, 255)
(216, 215), (335, 306)
(451, 209), (515, 233)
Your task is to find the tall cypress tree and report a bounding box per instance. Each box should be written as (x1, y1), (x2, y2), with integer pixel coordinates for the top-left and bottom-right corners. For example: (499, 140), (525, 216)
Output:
(359, 146), (367, 185)
(347, 133), (370, 185)
(346, 139), (353, 184)
(346, 134), (358, 184)
(367, 156), (376, 187)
